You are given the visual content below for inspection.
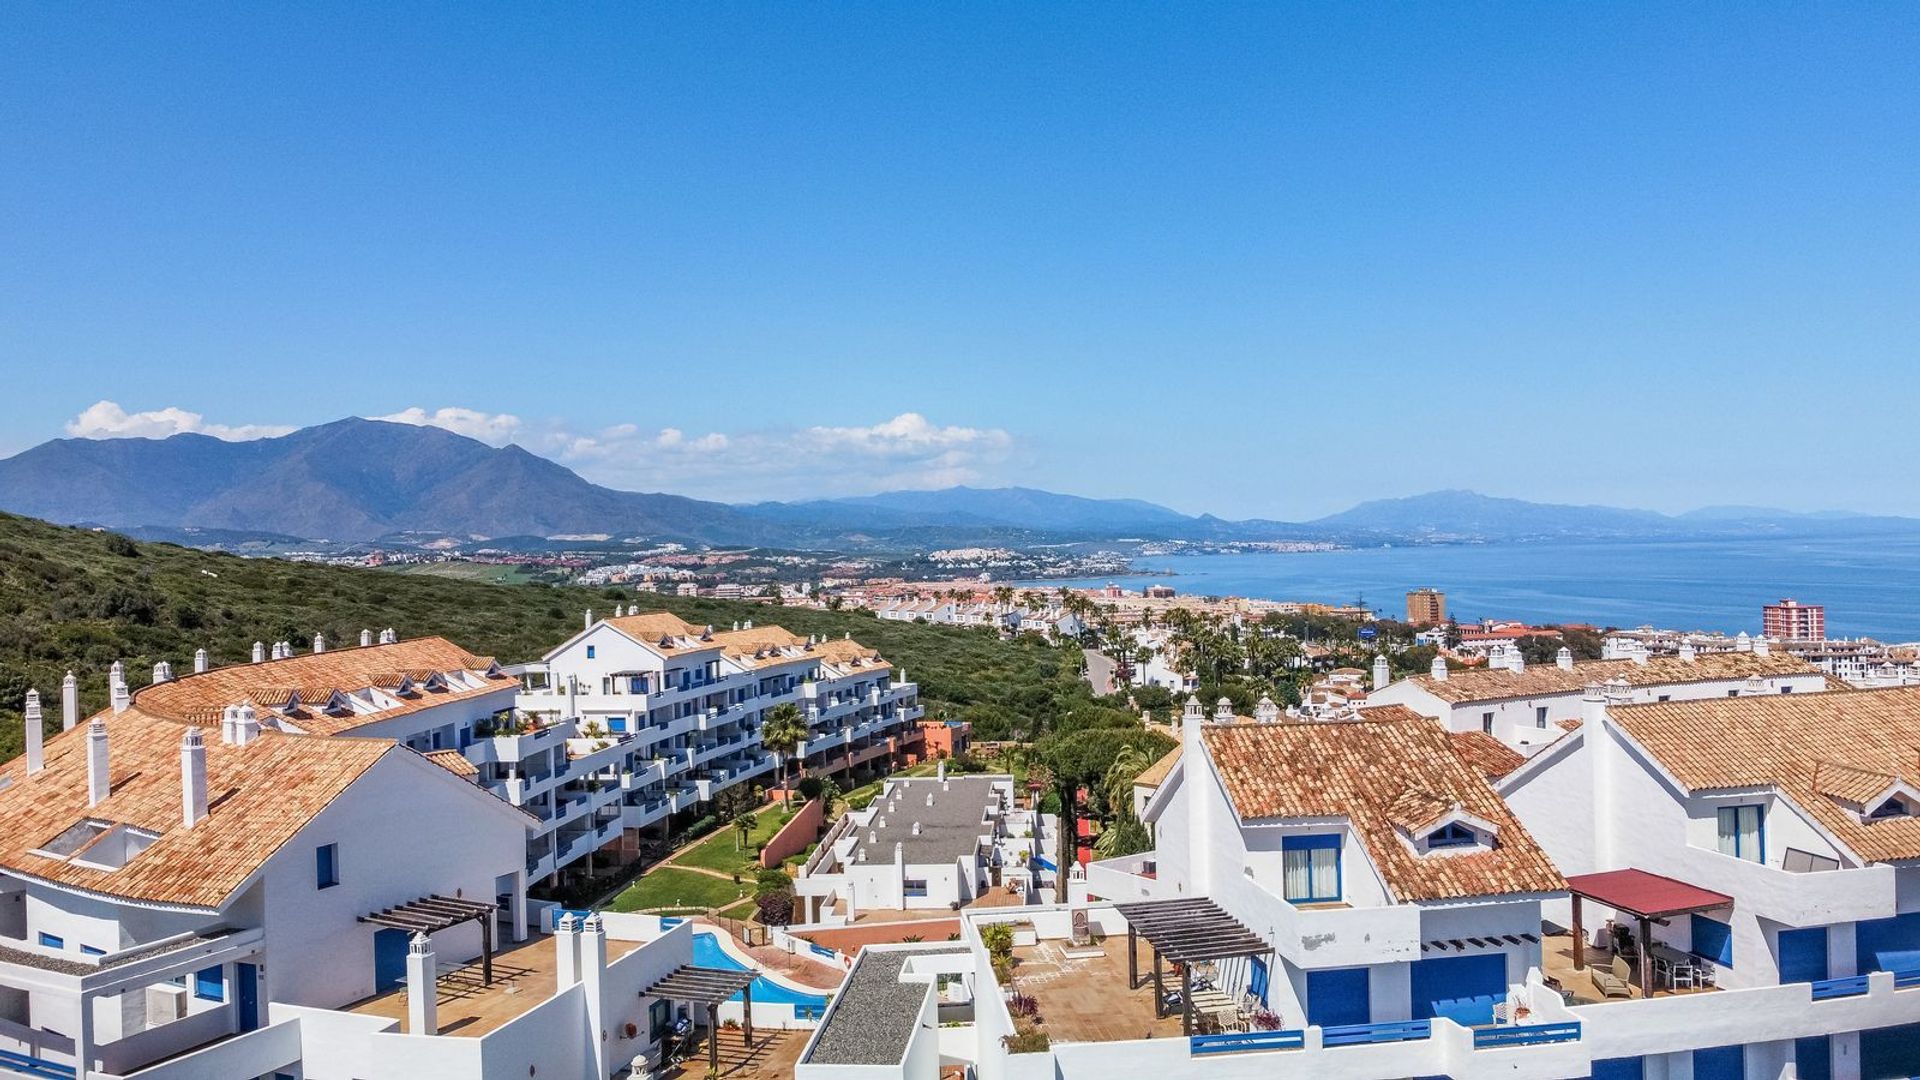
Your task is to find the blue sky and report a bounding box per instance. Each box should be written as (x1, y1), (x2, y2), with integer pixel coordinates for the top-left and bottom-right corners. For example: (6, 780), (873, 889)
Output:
(4, 4), (1917, 518)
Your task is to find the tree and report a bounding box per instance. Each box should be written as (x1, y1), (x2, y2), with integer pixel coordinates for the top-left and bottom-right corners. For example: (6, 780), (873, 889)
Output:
(760, 702), (810, 798)
(732, 810), (758, 852)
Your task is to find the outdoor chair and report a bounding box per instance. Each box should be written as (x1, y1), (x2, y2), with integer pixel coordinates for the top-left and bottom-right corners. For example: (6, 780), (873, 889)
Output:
(1590, 956), (1632, 998)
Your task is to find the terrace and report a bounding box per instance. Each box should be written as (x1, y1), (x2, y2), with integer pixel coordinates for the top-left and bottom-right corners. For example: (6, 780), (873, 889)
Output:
(1006, 933), (1187, 1042)
(344, 931), (646, 1037)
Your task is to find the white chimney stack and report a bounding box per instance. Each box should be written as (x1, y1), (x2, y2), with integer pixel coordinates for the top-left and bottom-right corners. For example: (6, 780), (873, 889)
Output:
(936, 759), (946, 781)
(86, 718), (110, 806)
(1431, 656), (1449, 682)
(1254, 695), (1279, 723)
(110, 678), (130, 715)
(232, 704), (260, 747)
(1754, 637), (1771, 656)
(1372, 654), (1390, 691)
(1581, 683), (1608, 729)
(62, 671), (78, 731)
(553, 911), (580, 988)
(109, 659), (124, 687)
(360, 629), (374, 647)
(194, 648), (210, 674)
(381, 628), (397, 644)
(406, 933), (438, 1036)
(1214, 698), (1234, 723)
(585, 609), (594, 631)
(1556, 647), (1574, 671)
(252, 641), (267, 663)
(1508, 647), (1525, 674)
(1679, 641), (1697, 663)
(1735, 631), (1752, 653)
(312, 633), (327, 654)
(152, 661), (173, 684)
(23, 690), (44, 774)
(181, 728), (208, 828)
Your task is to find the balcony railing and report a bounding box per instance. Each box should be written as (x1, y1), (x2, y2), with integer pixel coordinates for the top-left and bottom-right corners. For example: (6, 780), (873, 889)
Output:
(1472, 1021), (1581, 1049)
(1188, 1029), (1305, 1056)
(1320, 1019), (1430, 1047)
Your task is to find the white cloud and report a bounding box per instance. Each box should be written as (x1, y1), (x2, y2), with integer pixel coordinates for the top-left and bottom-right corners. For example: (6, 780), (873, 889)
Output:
(64, 400), (296, 441)
(802, 413), (1012, 458)
(371, 406), (524, 446)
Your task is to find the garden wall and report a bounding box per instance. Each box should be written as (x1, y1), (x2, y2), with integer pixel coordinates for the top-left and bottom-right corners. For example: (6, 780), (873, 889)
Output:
(760, 797), (824, 868)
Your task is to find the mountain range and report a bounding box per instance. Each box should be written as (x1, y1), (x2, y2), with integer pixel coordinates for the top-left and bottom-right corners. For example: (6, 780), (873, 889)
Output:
(1, 418), (1914, 550)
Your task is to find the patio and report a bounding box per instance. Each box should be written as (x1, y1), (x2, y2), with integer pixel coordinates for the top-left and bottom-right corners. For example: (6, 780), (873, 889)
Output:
(1007, 933), (1187, 1043)
(345, 931), (645, 1036)
(1552, 868), (1734, 1004)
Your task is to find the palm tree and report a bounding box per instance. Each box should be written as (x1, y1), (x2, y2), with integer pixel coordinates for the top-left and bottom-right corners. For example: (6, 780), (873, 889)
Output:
(760, 703), (811, 800)
(733, 810), (758, 851)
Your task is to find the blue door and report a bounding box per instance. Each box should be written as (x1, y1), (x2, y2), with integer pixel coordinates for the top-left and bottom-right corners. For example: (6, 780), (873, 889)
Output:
(1795, 1035), (1831, 1080)
(1591, 1058), (1644, 1080)
(1693, 1045), (1743, 1080)
(1411, 952), (1507, 1026)
(1306, 967), (1370, 1027)
(373, 928), (410, 993)
(1778, 927), (1829, 984)
(1247, 956), (1269, 1006)
(235, 963), (259, 1032)
(1862, 1021), (1920, 1079)
(1856, 911), (1920, 974)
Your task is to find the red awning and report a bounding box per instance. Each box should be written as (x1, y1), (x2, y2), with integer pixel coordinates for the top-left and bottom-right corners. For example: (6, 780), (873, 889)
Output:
(1565, 868), (1732, 919)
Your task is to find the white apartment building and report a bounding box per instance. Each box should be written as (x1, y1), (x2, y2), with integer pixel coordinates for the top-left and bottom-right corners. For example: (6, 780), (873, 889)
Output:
(511, 610), (922, 876)
(0, 699), (533, 1080)
(1367, 642), (1829, 751)
(792, 770), (1056, 923)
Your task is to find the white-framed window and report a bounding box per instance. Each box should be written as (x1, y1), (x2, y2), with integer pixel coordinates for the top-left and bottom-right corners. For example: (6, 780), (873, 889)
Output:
(1716, 805), (1764, 862)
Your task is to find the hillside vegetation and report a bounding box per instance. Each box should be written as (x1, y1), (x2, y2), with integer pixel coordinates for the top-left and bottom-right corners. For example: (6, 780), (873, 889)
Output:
(0, 511), (1098, 762)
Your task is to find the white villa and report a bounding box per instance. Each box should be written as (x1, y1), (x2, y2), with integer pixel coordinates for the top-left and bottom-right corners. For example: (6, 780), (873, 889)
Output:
(792, 769), (1057, 922)
(1367, 642), (1829, 751)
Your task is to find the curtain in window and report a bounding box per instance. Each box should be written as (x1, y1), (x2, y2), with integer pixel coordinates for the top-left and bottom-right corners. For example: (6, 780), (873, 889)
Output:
(1737, 806), (1762, 861)
(1310, 847), (1339, 898)
(1283, 850), (1313, 899)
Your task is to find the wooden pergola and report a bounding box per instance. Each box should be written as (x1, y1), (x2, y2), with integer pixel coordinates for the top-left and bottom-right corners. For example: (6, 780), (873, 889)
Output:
(1115, 897), (1274, 1036)
(1567, 868), (1732, 997)
(643, 964), (758, 1072)
(360, 894), (498, 984)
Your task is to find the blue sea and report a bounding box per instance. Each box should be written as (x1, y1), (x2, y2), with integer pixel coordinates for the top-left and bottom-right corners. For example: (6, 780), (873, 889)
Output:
(1042, 536), (1920, 641)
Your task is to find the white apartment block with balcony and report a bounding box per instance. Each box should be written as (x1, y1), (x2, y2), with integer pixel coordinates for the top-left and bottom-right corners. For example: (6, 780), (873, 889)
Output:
(0, 690), (532, 1080)
(792, 769), (1054, 923)
(511, 611), (922, 874)
(1367, 639), (1830, 752)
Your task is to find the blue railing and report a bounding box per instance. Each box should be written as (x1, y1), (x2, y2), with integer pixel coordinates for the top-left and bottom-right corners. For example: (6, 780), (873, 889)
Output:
(809, 941), (838, 959)
(1810, 974), (1871, 1000)
(1189, 1029), (1306, 1056)
(1473, 1021), (1581, 1049)
(1894, 968), (1920, 989)
(1321, 1019), (1431, 1047)
(0, 1048), (76, 1080)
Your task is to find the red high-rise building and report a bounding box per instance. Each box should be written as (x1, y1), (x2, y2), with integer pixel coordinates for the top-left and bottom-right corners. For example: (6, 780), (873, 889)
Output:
(1763, 598), (1825, 641)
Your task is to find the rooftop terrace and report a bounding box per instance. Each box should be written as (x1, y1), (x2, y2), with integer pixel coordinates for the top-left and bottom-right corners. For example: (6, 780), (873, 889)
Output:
(344, 931), (646, 1036)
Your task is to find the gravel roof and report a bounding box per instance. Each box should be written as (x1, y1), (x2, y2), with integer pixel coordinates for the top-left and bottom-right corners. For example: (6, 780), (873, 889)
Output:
(805, 947), (967, 1066)
(849, 775), (1006, 865)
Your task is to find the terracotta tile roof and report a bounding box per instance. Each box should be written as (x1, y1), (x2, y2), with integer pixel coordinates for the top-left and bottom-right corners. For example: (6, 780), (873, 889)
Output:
(1134, 744), (1182, 789)
(709, 626), (813, 670)
(424, 748), (479, 780)
(1198, 708), (1565, 902)
(603, 612), (718, 653)
(812, 637), (893, 675)
(1608, 685), (1920, 864)
(126, 638), (512, 737)
(1411, 651), (1820, 704)
(0, 712), (392, 909)
(1447, 731), (1527, 781)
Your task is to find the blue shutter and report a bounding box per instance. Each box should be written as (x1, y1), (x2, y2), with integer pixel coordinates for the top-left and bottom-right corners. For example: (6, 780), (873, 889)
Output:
(193, 965), (225, 1001)
(1777, 927), (1828, 983)
(1691, 914), (1733, 967)
(1305, 967), (1370, 1027)
(1248, 955), (1269, 1005)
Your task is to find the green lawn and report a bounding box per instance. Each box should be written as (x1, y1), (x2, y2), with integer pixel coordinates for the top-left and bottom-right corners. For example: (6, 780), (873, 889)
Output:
(604, 868), (746, 913)
(716, 898), (759, 921)
(670, 810), (795, 874)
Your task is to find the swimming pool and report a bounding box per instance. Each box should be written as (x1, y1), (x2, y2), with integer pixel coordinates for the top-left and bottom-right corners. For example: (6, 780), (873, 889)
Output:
(692, 930), (832, 1019)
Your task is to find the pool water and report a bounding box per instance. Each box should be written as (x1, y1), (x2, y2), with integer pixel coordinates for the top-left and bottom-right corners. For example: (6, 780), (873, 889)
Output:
(692, 930), (832, 1018)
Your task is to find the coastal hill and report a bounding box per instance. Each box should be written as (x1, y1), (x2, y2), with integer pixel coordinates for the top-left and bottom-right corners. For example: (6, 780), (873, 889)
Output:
(1, 419), (1915, 549)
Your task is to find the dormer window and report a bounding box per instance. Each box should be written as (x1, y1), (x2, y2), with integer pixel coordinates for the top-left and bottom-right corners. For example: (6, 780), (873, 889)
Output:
(1427, 823), (1478, 849)
(1281, 835), (1341, 904)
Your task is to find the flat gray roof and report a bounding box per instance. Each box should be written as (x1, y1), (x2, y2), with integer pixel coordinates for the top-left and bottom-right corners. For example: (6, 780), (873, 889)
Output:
(805, 946), (967, 1066)
(849, 775), (1006, 866)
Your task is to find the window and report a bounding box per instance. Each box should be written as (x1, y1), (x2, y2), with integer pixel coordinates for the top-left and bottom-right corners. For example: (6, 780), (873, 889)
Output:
(1535, 706), (1548, 728)
(1780, 686), (1793, 694)
(194, 965), (225, 1002)
(1716, 805), (1764, 862)
(1658, 695), (1671, 702)
(1690, 914), (1734, 966)
(80, 945), (105, 957)
(316, 843), (340, 889)
(1481, 712), (1494, 734)
(37, 932), (62, 950)
(1870, 797), (1911, 820)
(649, 998), (674, 1041)
(585, 645), (596, 659)
(1281, 835), (1341, 903)
(1427, 823), (1478, 849)
(903, 878), (929, 898)
(1727, 690), (1740, 697)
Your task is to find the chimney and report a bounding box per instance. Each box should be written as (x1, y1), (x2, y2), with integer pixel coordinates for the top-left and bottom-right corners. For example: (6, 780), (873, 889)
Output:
(86, 718), (110, 806)
(1581, 683), (1608, 729)
(252, 641), (266, 663)
(360, 629), (374, 647)
(911, 821), (922, 836)
(406, 933), (438, 1036)
(1372, 654), (1390, 691)
(152, 661), (173, 684)
(579, 914), (609, 1080)
(232, 704), (260, 747)
(1431, 656), (1449, 682)
(554, 911), (581, 987)
(194, 648), (210, 674)
(936, 759), (946, 781)
(221, 705), (239, 745)
(109, 659), (124, 687)
(1753, 637), (1771, 657)
(23, 690), (44, 774)
(312, 633), (327, 654)
(110, 678), (130, 715)
(1183, 695), (1204, 730)
(62, 671), (78, 731)
(1214, 698), (1234, 723)
(381, 628), (397, 645)
(1631, 643), (1649, 666)
(584, 609), (594, 631)
(1679, 641), (1697, 663)
(1508, 647), (1525, 674)
(1556, 647), (1574, 671)
(181, 728), (208, 828)
(1254, 695), (1279, 723)
(1735, 631), (1752, 653)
